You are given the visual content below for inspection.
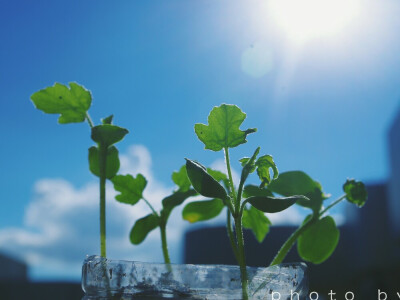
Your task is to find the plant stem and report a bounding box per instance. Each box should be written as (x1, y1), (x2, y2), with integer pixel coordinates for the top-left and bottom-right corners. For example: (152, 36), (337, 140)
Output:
(270, 194), (347, 266)
(224, 147), (248, 299)
(235, 215), (249, 300)
(86, 113), (110, 295)
(227, 209), (239, 261)
(224, 147), (238, 211)
(239, 199), (250, 218)
(223, 196), (235, 216)
(86, 112), (94, 128)
(269, 215), (317, 266)
(160, 223), (171, 264)
(143, 198), (170, 268)
(237, 179), (245, 210)
(99, 145), (107, 257)
(320, 194), (346, 216)
(142, 197), (158, 216)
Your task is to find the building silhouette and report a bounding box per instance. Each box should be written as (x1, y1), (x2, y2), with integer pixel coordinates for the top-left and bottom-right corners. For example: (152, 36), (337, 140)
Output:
(388, 110), (400, 236)
(0, 252), (27, 282)
(0, 251), (83, 300)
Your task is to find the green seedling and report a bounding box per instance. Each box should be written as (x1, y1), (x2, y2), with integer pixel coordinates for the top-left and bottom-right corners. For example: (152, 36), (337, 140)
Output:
(31, 82), (128, 258)
(184, 104), (367, 300)
(268, 175), (367, 266)
(111, 166), (197, 265)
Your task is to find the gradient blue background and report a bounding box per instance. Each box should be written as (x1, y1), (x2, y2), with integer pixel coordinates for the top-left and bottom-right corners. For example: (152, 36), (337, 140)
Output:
(1, 0), (399, 281)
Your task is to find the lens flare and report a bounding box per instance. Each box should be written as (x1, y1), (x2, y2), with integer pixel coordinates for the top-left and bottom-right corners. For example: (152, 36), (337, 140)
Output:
(268, 0), (360, 44)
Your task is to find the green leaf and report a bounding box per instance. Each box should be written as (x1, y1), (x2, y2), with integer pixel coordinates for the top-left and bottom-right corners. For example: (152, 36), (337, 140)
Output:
(240, 151), (278, 188)
(88, 146), (120, 179)
(185, 159), (228, 200)
(130, 214), (159, 245)
(255, 155), (278, 188)
(30, 82), (92, 124)
(240, 147), (260, 173)
(343, 179), (367, 208)
(297, 216), (340, 264)
(268, 171), (330, 212)
(112, 174), (147, 205)
(161, 189), (198, 221)
(242, 206), (271, 243)
(207, 168), (230, 190)
(101, 115), (114, 124)
(172, 165), (191, 192)
(91, 124), (129, 147)
(194, 104), (257, 151)
(206, 168), (228, 182)
(240, 147), (260, 185)
(182, 199), (224, 223)
(247, 195), (308, 213)
(239, 157), (250, 167)
(243, 185), (273, 198)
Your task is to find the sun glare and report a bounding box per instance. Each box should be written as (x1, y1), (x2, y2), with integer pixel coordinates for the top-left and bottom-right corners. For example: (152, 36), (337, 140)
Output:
(268, 0), (361, 44)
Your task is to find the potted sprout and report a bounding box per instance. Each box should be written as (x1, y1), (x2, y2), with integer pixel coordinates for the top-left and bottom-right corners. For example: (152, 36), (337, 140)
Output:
(181, 104), (367, 299)
(31, 85), (367, 299)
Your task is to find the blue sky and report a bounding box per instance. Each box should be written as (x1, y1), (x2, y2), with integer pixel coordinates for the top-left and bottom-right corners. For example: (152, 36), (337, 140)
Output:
(0, 0), (399, 281)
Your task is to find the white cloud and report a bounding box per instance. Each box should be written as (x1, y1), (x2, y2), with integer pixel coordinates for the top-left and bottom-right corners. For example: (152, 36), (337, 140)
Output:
(266, 205), (305, 225)
(0, 145), (187, 280)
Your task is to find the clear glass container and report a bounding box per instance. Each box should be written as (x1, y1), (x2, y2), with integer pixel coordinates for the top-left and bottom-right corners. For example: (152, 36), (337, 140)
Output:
(82, 255), (308, 300)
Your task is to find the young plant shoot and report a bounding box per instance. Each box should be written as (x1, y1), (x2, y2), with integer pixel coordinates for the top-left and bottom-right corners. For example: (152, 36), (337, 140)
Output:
(31, 82), (128, 258)
(268, 175), (367, 265)
(184, 104), (367, 300)
(111, 165), (197, 265)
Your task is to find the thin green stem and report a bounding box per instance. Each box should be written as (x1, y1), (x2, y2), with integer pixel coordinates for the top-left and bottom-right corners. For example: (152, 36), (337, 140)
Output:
(99, 145), (107, 257)
(142, 197), (168, 267)
(239, 198), (250, 218)
(86, 113), (109, 294)
(223, 147), (248, 298)
(227, 210), (239, 261)
(160, 224), (171, 267)
(235, 216), (249, 300)
(270, 194), (347, 266)
(142, 197), (158, 216)
(86, 112), (94, 128)
(320, 194), (346, 216)
(270, 215), (317, 266)
(237, 146), (259, 207)
(224, 197), (235, 216)
(237, 178), (245, 210)
(224, 147), (237, 211)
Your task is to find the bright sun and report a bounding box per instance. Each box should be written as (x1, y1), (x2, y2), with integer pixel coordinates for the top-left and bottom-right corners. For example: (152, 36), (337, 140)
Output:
(268, 0), (361, 44)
